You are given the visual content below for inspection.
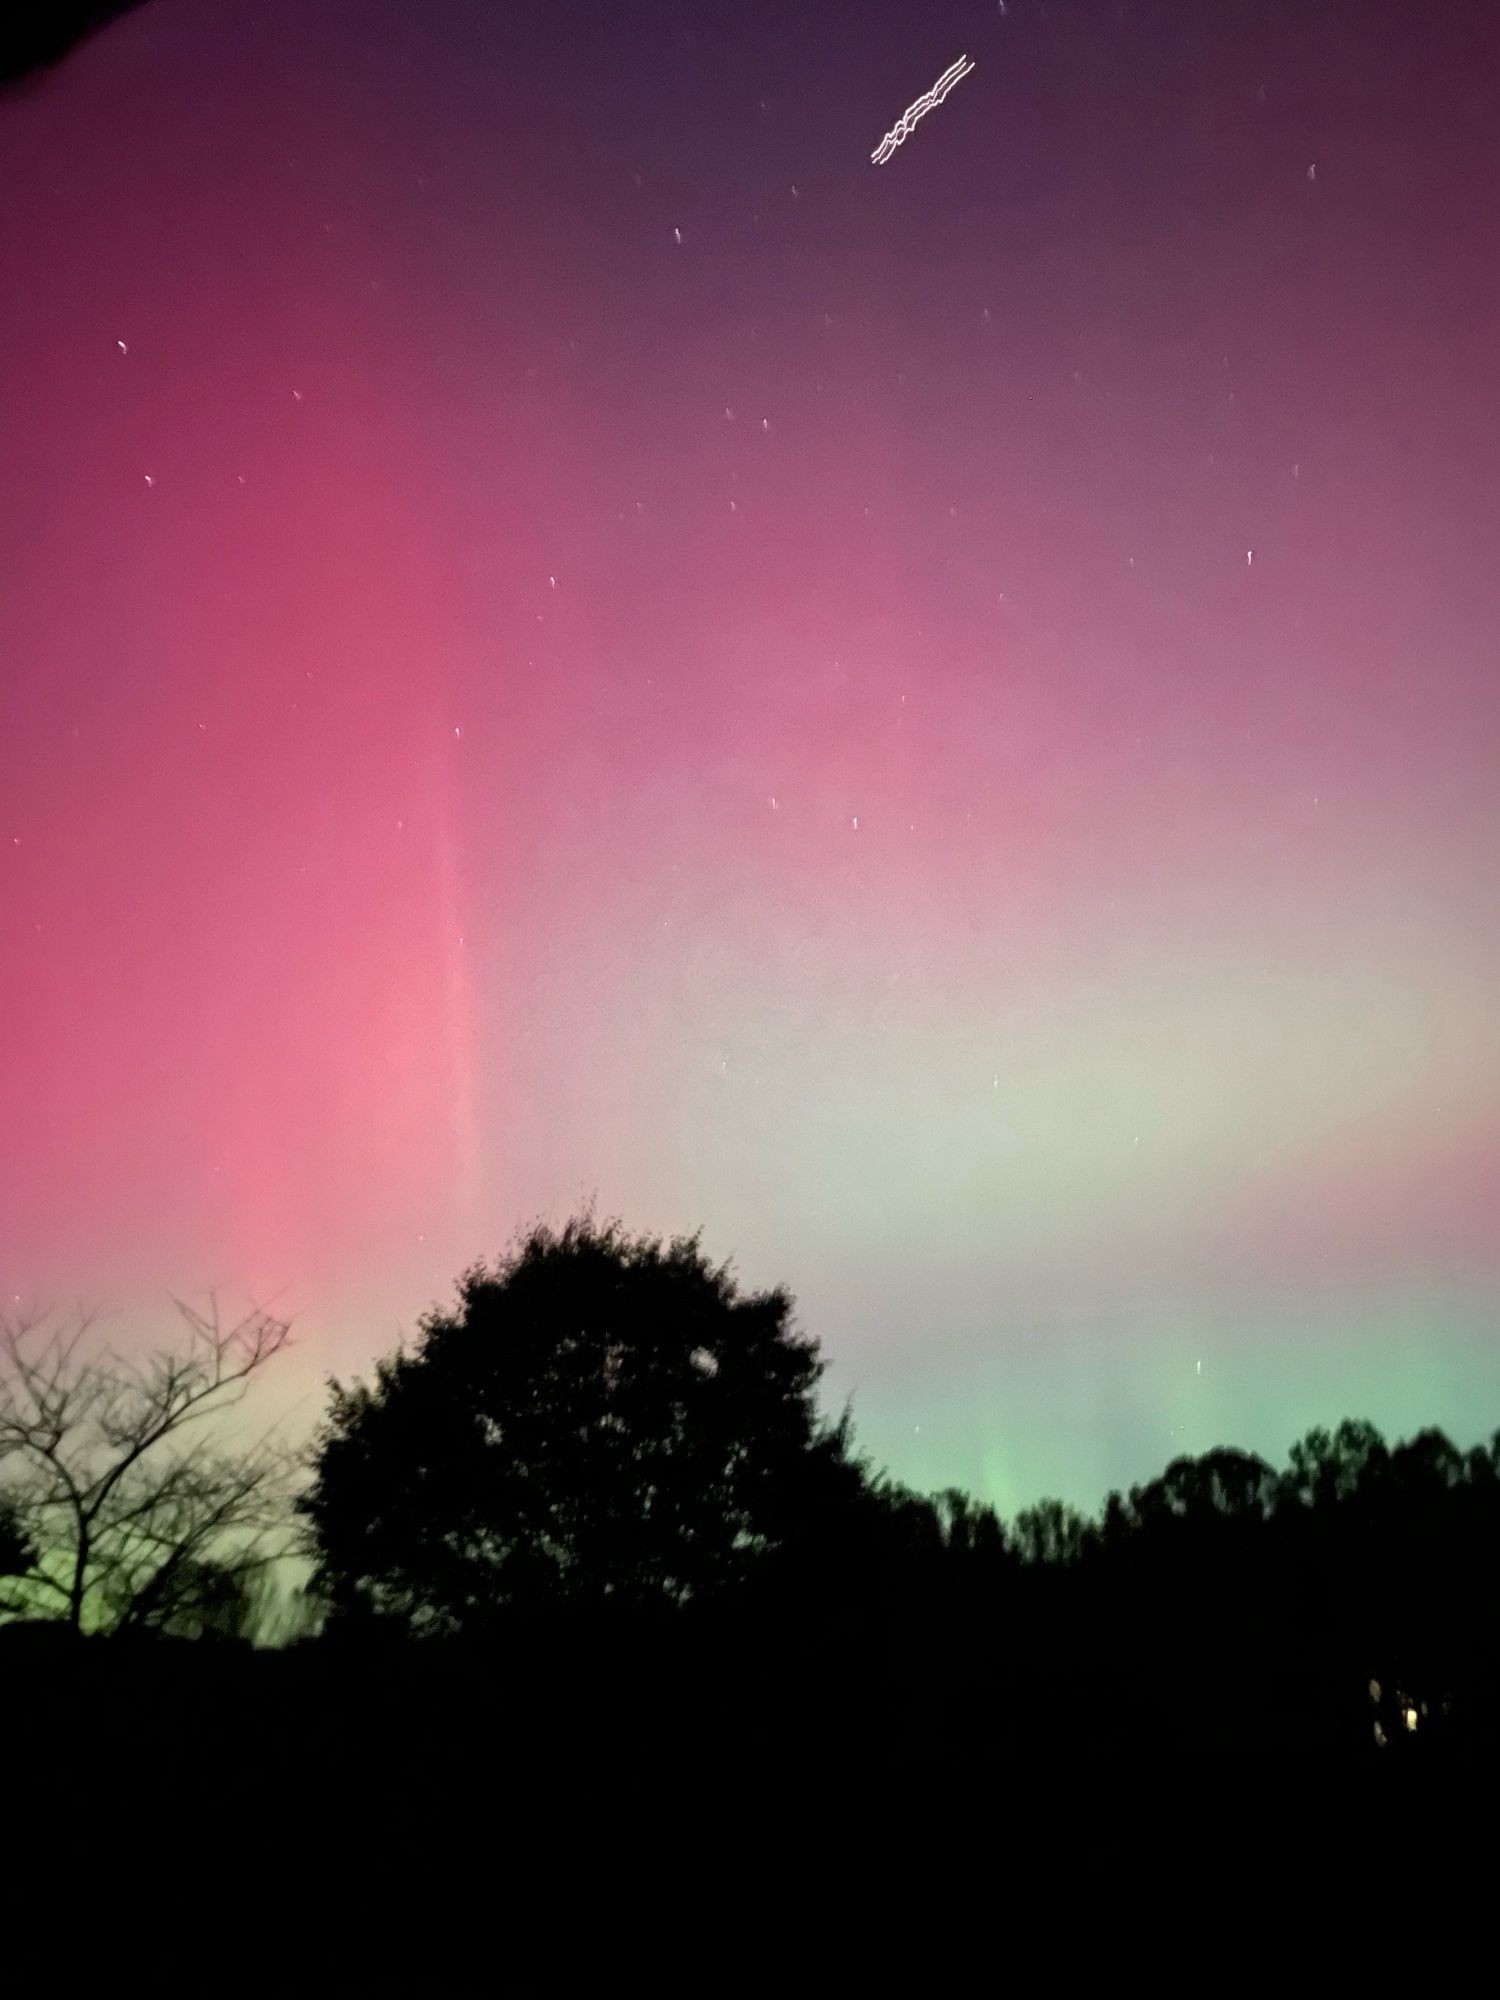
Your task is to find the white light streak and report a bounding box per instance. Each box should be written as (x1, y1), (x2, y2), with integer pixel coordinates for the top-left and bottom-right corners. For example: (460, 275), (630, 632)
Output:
(871, 55), (975, 166)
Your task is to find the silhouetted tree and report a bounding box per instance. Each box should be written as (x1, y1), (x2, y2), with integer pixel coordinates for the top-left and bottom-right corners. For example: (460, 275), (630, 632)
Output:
(299, 1216), (874, 1634)
(0, 1300), (300, 1634)
(1009, 1496), (1092, 1566)
(0, 1493), (34, 1577)
(930, 1487), (1008, 1560)
(1388, 1427), (1465, 1494)
(1279, 1419), (1389, 1512)
(1149, 1448), (1277, 1525)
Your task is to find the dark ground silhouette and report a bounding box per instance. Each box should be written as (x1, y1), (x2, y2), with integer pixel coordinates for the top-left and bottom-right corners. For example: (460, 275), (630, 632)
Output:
(3, 1219), (1493, 1963)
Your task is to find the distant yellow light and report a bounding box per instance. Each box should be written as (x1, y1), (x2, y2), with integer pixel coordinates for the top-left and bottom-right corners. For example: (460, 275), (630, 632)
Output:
(1403, 1706), (1419, 1733)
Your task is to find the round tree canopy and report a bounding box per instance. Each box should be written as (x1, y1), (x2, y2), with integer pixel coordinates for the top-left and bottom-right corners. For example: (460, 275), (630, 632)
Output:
(300, 1217), (868, 1633)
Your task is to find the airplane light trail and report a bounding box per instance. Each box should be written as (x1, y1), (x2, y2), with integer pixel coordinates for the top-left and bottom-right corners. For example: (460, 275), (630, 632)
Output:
(871, 54), (976, 166)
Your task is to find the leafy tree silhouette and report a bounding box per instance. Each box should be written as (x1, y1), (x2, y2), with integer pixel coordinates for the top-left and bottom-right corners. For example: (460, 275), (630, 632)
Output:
(0, 1493), (34, 1578)
(1009, 1496), (1092, 1567)
(1136, 1447), (1278, 1527)
(1279, 1418), (1389, 1512)
(299, 1215), (872, 1634)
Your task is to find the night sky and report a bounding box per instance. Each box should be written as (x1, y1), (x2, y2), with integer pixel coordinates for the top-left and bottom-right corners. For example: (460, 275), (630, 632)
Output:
(3, 0), (1498, 1515)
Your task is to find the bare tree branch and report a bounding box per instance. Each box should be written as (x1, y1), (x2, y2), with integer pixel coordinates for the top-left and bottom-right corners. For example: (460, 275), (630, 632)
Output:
(0, 1299), (301, 1636)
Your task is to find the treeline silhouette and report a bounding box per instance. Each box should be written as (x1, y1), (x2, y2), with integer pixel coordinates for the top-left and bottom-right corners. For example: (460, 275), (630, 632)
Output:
(4, 1215), (1498, 1845)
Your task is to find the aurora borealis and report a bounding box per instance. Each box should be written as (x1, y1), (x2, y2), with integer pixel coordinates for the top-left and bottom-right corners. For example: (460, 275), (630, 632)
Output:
(2, 0), (1497, 1516)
